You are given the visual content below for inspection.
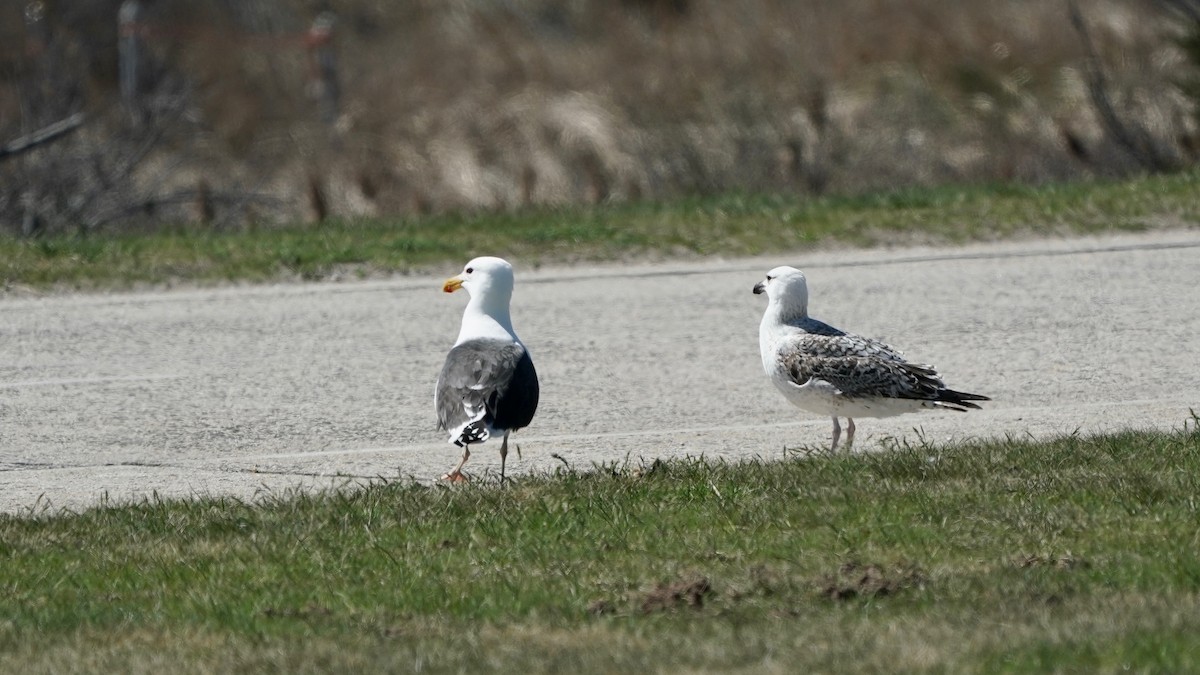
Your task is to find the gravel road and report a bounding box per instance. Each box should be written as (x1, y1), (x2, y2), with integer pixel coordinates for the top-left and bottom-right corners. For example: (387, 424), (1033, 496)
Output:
(3, 230), (1199, 514)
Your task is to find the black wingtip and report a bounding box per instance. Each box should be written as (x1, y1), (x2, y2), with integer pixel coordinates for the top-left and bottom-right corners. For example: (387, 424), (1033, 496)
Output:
(939, 388), (990, 408)
(454, 421), (489, 446)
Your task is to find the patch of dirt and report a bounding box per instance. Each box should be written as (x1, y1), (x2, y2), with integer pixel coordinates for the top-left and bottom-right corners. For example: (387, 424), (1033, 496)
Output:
(727, 563), (783, 601)
(820, 561), (926, 601)
(640, 575), (712, 613)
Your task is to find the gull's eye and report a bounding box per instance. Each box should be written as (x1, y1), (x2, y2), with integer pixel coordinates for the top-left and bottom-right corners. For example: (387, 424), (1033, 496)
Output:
(465, 267), (474, 274)
(765, 275), (774, 281)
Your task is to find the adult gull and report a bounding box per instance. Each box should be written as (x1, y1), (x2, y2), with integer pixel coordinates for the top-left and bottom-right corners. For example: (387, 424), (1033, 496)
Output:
(754, 266), (988, 450)
(435, 256), (539, 482)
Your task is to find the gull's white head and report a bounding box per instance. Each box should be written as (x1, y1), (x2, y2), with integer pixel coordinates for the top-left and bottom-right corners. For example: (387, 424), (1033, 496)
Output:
(753, 265), (809, 315)
(443, 256), (515, 301)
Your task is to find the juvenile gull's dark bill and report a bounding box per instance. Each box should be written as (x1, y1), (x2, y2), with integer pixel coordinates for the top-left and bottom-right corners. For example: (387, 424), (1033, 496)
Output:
(435, 256), (539, 482)
(753, 266), (988, 450)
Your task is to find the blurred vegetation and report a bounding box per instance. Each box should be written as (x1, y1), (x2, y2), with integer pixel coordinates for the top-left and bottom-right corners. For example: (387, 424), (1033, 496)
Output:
(1172, 2), (1200, 126)
(2, 169), (1197, 290)
(0, 0), (1198, 234)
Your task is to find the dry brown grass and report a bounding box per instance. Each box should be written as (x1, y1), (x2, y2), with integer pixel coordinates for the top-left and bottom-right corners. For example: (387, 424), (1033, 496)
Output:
(2, 0), (1197, 231)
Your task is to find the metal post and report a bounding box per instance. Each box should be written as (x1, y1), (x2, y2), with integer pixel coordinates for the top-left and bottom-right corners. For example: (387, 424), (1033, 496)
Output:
(118, 0), (143, 110)
(307, 11), (339, 125)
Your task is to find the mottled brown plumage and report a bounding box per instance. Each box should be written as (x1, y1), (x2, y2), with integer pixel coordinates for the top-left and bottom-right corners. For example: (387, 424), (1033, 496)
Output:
(755, 266), (988, 450)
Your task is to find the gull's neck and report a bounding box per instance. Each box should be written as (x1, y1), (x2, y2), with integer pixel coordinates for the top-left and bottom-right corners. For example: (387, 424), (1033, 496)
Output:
(758, 297), (807, 373)
(455, 293), (518, 345)
(762, 294), (808, 329)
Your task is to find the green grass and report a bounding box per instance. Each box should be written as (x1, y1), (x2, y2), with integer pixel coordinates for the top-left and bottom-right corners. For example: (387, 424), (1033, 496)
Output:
(3, 171), (1199, 289)
(4, 424), (1200, 673)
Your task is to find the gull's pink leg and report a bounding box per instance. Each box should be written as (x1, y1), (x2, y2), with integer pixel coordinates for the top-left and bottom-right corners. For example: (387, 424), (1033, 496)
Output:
(441, 445), (471, 483)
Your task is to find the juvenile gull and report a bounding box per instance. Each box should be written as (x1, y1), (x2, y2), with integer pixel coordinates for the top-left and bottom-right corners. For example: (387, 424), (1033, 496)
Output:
(435, 256), (539, 482)
(753, 266), (988, 450)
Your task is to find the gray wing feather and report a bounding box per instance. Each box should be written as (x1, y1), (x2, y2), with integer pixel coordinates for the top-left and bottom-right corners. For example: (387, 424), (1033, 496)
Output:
(435, 339), (527, 444)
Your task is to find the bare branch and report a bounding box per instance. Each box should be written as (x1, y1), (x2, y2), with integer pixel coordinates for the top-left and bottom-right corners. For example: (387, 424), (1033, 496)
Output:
(0, 113), (87, 162)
